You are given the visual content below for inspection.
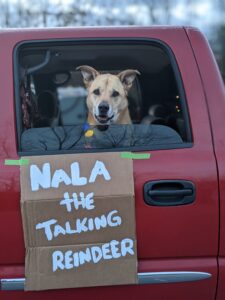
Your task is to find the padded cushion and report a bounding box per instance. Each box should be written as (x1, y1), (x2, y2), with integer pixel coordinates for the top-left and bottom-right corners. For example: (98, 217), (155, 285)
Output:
(21, 124), (183, 152)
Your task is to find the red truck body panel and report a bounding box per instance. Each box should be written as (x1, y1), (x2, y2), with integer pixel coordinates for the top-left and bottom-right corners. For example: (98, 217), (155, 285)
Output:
(0, 26), (221, 299)
(186, 27), (225, 300)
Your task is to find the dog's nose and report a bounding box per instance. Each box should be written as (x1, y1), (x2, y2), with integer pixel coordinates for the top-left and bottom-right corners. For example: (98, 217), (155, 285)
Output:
(98, 101), (109, 114)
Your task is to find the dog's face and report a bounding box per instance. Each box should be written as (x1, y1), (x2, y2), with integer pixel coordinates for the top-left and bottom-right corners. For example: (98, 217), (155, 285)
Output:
(77, 65), (140, 125)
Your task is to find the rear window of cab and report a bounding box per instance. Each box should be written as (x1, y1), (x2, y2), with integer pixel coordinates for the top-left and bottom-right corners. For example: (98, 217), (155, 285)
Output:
(14, 39), (192, 155)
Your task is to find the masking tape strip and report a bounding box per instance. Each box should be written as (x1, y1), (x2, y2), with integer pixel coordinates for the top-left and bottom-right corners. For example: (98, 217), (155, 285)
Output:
(4, 159), (29, 166)
(121, 152), (151, 160)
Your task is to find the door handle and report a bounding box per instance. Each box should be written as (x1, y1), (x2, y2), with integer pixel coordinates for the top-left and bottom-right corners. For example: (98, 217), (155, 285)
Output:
(144, 180), (195, 206)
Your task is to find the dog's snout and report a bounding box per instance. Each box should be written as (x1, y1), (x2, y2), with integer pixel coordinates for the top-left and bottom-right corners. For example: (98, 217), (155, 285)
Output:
(98, 101), (109, 114)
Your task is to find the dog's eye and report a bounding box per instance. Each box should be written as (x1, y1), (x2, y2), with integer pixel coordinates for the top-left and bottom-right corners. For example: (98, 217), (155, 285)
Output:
(93, 89), (100, 95)
(112, 90), (119, 97)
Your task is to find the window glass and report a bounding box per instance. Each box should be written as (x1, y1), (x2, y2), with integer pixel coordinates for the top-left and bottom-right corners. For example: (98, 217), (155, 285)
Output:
(16, 41), (191, 153)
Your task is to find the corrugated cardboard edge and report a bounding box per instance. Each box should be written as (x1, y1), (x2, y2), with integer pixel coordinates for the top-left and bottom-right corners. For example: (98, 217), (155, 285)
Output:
(21, 194), (136, 248)
(20, 153), (138, 291)
(25, 242), (138, 291)
(20, 152), (134, 202)
(20, 164), (30, 248)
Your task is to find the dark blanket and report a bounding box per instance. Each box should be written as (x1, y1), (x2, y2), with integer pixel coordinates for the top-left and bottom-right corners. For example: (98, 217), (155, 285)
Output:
(21, 124), (183, 152)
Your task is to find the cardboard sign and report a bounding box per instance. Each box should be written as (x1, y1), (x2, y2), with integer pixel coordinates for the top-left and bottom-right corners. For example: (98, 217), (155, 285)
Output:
(20, 152), (137, 291)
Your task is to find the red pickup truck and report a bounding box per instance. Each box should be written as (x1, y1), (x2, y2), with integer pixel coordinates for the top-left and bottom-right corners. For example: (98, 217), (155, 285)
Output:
(0, 26), (225, 300)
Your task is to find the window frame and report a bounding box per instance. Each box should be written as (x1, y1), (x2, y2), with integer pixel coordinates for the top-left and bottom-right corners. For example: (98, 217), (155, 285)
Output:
(14, 38), (193, 156)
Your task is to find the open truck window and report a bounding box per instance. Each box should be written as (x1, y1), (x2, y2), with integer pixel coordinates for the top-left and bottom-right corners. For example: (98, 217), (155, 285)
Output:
(14, 40), (192, 154)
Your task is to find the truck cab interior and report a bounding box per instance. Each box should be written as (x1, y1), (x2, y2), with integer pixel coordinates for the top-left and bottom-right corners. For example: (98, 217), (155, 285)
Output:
(15, 40), (191, 153)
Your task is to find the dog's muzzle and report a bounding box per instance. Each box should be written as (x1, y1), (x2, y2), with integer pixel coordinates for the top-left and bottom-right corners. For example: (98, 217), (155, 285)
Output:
(95, 114), (114, 124)
(95, 101), (114, 124)
(98, 101), (109, 115)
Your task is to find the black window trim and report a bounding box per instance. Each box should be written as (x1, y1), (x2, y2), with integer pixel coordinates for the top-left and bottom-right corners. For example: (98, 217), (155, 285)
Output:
(13, 37), (193, 156)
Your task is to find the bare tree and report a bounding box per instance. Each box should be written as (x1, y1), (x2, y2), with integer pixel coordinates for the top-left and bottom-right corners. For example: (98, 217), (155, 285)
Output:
(145, 0), (159, 24)
(215, 24), (225, 82)
(0, 0), (11, 27)
(163, 0), (172, 24)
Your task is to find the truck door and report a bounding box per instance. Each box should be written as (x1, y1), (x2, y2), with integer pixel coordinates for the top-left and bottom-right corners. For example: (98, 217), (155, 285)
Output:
(0, 27), (219, 300)
(186, 27), (225, 300)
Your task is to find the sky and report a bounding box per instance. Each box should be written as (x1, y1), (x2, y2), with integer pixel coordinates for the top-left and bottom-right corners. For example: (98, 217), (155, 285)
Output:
(1, 0), (225, 37)
(0, 0), (224, 76)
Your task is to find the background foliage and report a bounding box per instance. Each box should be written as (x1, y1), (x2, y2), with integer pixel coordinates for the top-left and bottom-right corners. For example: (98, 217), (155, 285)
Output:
(0, 0), (225, 81)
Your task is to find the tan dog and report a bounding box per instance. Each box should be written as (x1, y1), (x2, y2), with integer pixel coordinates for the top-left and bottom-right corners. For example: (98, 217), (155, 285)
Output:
(76, 65), (140, 125)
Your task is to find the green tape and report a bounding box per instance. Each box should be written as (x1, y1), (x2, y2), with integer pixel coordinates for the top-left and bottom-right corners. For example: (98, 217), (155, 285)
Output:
(4, 159), (29, 166)
(121, 152), (151, 160)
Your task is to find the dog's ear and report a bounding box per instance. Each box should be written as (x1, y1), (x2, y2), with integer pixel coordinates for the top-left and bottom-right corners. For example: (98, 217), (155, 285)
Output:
(76, 65), (99, 88)
(118, 69), (140, 92)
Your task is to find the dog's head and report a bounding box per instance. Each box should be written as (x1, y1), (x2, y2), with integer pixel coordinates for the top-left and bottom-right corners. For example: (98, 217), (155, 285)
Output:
(76, 65), (140, 125)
